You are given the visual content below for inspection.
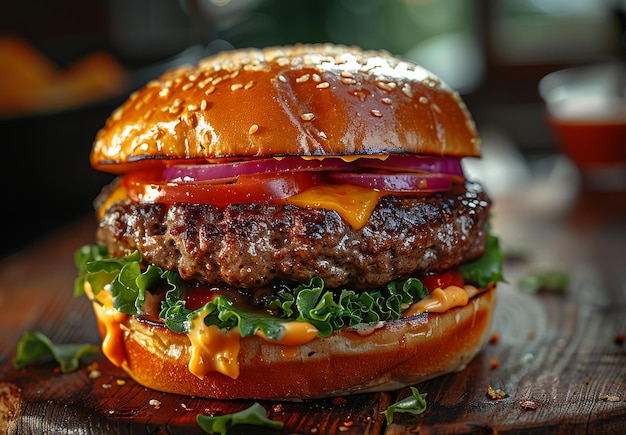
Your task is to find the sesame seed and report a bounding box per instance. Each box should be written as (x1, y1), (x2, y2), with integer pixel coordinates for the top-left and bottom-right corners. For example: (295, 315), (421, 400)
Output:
(149, 399), (162, 409)
(312, 73), (321, 82)
(173, 98), (183, 107)
(248, 124), (259, 134)
(319, 131), (328, 139)
(134, 101), (143, 111)
(112, 108), (123, 121)
(181, 82), (194, 91)
(301, 113), (315, 121)
(188, 74), (198, 82)
(316, 82), (330, 89)
(419, 96), (429, 104)
(212, 77), (223, 86)
(296, 74), (310, 83)
(432, 103), (442, 114)
(370, 109), (382, 117)
(381, 97), (392, 105)
(231, 83), (243, 91)
(200, 100), (208, 110)
(187, 104), (198, 111)
(205, 86), (216, 95)
(143, 108), (155, 120)
(198, 78), (211, 89)
(340, 71), (354, 78)
(244, 80), (255, 90)
(159, 88), (169, 98)
(401, 83), (414, 98)
(341, 77), (357, 85)
(278, 74), (288, 83)
(376, 81), (396, 92)
(230, 70), (240, 79)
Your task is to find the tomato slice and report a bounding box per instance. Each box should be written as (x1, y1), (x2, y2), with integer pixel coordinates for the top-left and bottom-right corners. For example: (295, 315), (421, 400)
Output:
(123, 171), (319, 206)
(421, 269), (465, 293)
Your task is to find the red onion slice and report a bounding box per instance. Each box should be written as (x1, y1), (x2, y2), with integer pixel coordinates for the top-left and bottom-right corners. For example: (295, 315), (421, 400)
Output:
(162, 157), (354, 183)
(357, 155), (463, 177)
(327, 172), (451, 193)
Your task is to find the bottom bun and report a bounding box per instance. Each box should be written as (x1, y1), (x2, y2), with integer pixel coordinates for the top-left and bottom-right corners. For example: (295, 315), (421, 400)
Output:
(94, 286), (496, 400)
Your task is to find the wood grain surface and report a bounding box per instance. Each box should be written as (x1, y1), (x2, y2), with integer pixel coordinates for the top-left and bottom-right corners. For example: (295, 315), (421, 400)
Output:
(1, 187), (625, 434)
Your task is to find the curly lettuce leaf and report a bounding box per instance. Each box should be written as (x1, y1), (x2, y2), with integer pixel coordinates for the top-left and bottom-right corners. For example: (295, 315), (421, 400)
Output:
(381, 386), (428, 424)
(13, 331), (98, 373)
(196, 402), (284, 435)
(268, 276), (429, 337)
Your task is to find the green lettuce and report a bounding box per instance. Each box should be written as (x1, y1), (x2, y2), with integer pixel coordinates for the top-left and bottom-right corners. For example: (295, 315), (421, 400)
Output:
(459, 234), (505, 288)
(381, 386), (428, 424)
(12, 331), (98, 373)
(196, 402), (283, 434)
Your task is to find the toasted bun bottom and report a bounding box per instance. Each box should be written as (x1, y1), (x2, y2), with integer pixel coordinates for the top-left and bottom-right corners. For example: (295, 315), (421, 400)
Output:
(94, 286), (495, 400)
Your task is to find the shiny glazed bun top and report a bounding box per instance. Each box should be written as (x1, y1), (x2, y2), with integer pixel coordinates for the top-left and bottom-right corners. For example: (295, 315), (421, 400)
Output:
(91, 44), (480, 173)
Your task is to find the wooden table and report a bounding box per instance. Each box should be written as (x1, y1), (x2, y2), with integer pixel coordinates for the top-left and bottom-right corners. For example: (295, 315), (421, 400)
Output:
(1, 184), (625, 434)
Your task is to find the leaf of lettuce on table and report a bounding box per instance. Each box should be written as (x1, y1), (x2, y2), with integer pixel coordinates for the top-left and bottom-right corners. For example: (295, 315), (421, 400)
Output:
(12, 331), (98, 373)
(196, 402), (284, 434)
(381, 386), (428, 424)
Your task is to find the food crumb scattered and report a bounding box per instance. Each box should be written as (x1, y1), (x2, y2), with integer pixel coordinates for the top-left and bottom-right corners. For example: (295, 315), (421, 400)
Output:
(88, 370), (101, 379)
(487, 386), (507, 400)
(519, 400), (539, 410)
(338, 426), (349, 432)
(599, 395), (621, 402)
(149, 399), (162, 409)
(272, 404), (284, 413)
(490, 359), (500, 370)
(311, 428), (318, 433)
(101, 383), (112, 389)
(108, 410), (115, 415)
(343, 420), (354, 427)
(181, 402), (193, 411)
(115, 378), (126, 386)
(489, 333), (500, 344)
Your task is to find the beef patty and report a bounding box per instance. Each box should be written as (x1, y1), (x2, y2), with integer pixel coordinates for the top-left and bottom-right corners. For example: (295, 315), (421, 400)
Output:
(96, 181), (491, 290)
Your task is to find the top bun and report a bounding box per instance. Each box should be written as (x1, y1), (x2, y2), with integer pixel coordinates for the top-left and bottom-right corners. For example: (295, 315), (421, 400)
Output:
(91, 44), (480, 173)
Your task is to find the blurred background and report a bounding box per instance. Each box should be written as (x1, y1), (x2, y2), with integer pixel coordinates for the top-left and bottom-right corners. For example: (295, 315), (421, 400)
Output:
(1, 0), (625, 259)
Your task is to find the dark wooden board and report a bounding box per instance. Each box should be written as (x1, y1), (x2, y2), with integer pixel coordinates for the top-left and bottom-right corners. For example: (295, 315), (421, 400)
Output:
(1, 189), (626, 434)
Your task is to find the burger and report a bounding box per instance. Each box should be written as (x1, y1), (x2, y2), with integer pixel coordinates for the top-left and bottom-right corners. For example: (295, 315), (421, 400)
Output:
(75, 44), (504, 400)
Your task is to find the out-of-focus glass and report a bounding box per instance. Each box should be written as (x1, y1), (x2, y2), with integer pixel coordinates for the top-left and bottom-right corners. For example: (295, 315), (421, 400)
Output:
(539, 63), (626, 190)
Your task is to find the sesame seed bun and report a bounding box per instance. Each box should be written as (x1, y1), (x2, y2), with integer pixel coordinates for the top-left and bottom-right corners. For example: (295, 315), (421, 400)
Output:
(91, 44), (480, 173)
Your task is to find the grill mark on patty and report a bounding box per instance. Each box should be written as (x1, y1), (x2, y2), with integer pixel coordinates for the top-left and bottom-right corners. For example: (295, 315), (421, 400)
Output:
(96, 181), (491, 290)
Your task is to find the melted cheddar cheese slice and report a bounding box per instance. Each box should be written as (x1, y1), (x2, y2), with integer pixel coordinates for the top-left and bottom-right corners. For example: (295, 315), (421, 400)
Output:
(187, 308), (319, 379)
(286, 184), (380, 229)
